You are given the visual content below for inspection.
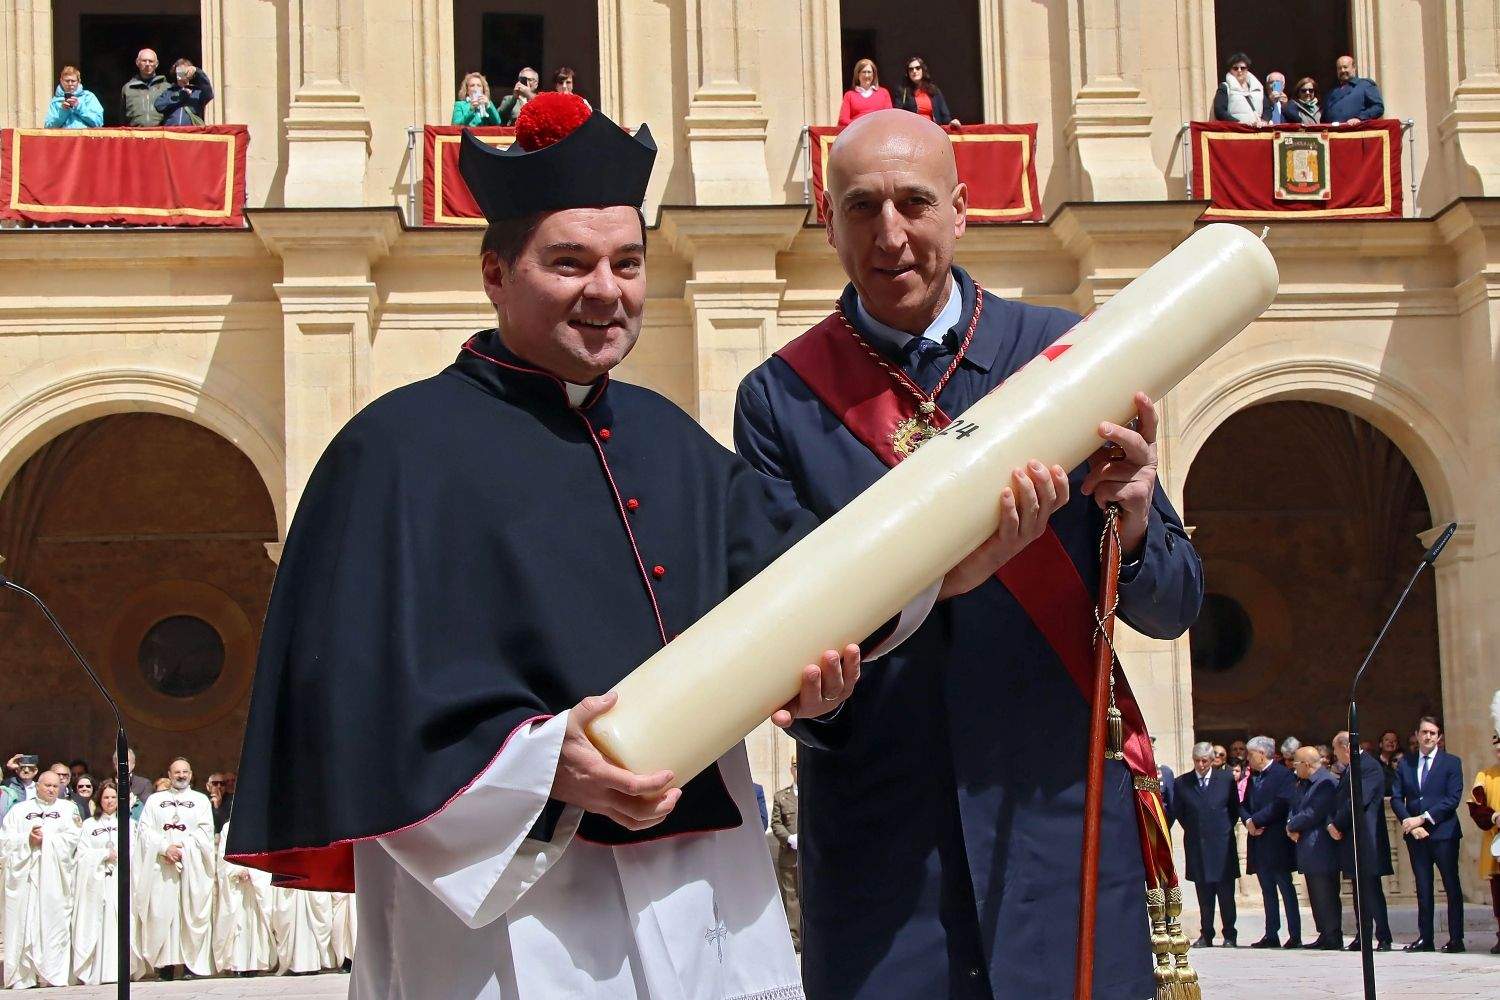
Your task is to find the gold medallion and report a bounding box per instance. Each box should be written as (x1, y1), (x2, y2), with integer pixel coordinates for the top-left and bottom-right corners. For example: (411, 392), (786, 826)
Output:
(891, 415), (935, 458)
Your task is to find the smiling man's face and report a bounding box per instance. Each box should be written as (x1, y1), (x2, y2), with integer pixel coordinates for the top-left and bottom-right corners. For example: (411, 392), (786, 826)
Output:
(824, 109), (967, 333)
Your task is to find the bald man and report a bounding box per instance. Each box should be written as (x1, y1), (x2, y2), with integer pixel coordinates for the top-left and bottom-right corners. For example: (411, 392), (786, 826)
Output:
(123, 48), (169, 125)
(1286, 746), (1342, 949)
(735, 110), (1203, 999)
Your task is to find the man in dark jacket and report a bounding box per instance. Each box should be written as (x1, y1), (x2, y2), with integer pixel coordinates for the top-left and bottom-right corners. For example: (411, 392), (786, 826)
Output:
(1323, 55), (1384, 125)
(1172, 742), (1240, 947)
(1287, 747), (1342, 949)
(1391, 716), (1466, 952)
(1329, 731), (1393, 950)
(1241, 735), (1300, 948)
(155, 59), (213, 126)
(122, 48), (169, 125)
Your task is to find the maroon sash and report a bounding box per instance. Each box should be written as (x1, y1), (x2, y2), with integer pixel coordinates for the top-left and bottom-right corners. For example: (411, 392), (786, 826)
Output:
(777, 310), (1177, 883)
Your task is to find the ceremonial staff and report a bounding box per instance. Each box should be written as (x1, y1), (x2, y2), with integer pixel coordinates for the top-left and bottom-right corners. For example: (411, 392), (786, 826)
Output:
(2, 557), (133, 999)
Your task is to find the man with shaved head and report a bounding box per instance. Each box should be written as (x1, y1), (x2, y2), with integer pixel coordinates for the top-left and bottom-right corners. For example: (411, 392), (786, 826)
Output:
(123, 48), (169, 126)
(136, 756), (216, 979)
(735, 109), (1203, 998)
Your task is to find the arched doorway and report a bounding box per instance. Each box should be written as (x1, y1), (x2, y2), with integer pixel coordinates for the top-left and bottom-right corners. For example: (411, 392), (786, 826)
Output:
(0, 412), (277, 785)
(1184, 401), (1441, 751)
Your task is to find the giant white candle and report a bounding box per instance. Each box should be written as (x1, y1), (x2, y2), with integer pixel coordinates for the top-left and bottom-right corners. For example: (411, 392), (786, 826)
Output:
(587, 223), (1278, 785)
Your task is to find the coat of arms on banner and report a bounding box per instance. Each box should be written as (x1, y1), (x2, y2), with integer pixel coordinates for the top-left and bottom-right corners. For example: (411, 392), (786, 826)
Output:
(1273, 131), (1330, 200)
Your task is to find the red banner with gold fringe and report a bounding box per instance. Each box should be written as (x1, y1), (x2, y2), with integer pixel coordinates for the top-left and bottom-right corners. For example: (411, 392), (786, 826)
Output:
(422, 125), (515, 227)
(0, 126), (247, 227)
(1191, 119), (1402, 220)
(808, 123), (1041, 224)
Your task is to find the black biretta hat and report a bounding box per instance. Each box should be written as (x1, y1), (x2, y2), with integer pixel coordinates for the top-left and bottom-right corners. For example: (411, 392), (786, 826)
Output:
(458, 93), (656, 222)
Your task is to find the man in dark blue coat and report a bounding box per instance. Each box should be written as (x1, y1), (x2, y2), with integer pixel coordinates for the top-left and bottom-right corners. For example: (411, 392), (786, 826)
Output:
(1287, 747), (1342, 949)
(1328, 731), (1393, 950)
(1322, 55), (1385, 125)
(734, 109), (1203, 1000)
(1241, 736), (1300, 948)
(1171, 742), (1240, 947)
(1391, 716), (1466, 952)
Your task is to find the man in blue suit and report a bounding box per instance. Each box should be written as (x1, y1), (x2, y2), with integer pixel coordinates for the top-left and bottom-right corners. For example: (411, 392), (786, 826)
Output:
(1328, 731), (1392, 950)
(734, 110), (1203, 1000)
(1241, 735), (1300, 948)
(1172, 742), (1240, 947)
(1391, 715), (1466, 952)
(1287, 747), (1342, 949)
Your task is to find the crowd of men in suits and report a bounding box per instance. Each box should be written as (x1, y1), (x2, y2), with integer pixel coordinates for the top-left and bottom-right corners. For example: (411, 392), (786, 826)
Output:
(1167, 715), (1476, 955)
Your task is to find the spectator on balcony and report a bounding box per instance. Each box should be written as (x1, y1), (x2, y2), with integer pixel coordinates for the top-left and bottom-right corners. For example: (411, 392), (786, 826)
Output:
(1323, 55), (1384, 126)
(154, 58), (213, 126)
(1284, 78), (1321, 126)
(553, 66), (577, 95)
(45, 66), (103, 129)
(838, 59), (892, 127)
(1212, 53), (1264, 126)
(123, 48), (169, 126)
(896, 56), (960, 127)
(452, 72), (502, 127)
(1264, 71), (1290, 125)
(497, 67), (539, 126)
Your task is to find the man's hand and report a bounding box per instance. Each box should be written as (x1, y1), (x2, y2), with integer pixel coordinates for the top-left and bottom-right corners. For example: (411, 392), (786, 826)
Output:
(1245, 819), (1261, 836)
(1345, 118), (1360, 126)
(1411, 826), (1430, 841)
(29, 826), (42, 847)
(553, 694), (680, 831)
(771, 645), (861, 729)
(1082, 391), (1159, 557)
(1327, 824), (1343, 841)
(163, 845), (183, 865)
(939, 462), (1069, 600)
(1400, 816), (1424, 834)
(5, 754), (20, 774)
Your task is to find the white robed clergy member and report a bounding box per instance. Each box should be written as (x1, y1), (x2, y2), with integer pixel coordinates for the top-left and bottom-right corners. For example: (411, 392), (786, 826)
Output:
(71, 781), (128, 985)
(271, 884), (335, 974)
(1, 769), (81, 988)
(330, 892), (356, 969)
(213, 823), (276, 976)
(133, 758), (215, 980)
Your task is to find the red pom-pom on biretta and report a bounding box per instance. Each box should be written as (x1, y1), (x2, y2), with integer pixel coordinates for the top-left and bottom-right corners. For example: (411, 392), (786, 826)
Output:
(515, 92), (594, 152)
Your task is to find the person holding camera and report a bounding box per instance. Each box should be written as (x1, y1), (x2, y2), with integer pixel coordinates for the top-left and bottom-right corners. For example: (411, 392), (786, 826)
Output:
(4, 754), (41, 802)
(451, 71), (502, 127)
(497, 66), (539, 126)
(154, 58), (214, 126)
(44, 65), (103, 129)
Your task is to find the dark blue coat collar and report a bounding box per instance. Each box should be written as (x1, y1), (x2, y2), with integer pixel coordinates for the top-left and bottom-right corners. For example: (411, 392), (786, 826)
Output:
(836, 266), (998, 374)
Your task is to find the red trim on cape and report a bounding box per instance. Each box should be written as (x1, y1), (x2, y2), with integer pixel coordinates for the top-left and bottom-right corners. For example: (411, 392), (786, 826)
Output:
(775, 311), (1173, 882)
(226, 713), (554, 893)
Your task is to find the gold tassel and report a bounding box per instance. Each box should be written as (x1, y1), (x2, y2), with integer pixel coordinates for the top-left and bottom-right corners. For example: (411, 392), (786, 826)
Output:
(1165, 885), (1202, 1000)
(1147, 888), (1177, 1000)
(1106, 704), (1125, 760)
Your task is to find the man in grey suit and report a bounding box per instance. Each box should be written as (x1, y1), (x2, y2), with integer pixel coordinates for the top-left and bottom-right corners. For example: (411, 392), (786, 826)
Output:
(1173, 742), (1241, 947)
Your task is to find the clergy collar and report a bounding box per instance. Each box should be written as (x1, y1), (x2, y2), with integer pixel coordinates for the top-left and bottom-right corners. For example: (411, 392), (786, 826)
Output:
(839, 267), (997, 373)
(456, 329), (608, 411)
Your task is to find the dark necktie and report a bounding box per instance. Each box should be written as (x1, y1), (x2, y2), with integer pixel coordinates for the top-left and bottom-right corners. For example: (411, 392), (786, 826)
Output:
(1419, 754), (1430, 787)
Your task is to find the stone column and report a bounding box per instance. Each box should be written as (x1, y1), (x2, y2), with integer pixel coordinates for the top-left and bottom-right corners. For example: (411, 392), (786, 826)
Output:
(254, 210), (400, 523)
(1, 0), (53, 129)
(282, 0), (372, 207)
(1438, 0), (1500, 196)
(682, 0), (774, 204)
(1064, 0), (1166, 201)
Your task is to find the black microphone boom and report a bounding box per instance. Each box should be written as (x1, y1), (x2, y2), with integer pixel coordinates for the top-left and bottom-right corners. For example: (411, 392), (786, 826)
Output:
(1346, 520), (1457, 1000)
(1, 561), (133, 999)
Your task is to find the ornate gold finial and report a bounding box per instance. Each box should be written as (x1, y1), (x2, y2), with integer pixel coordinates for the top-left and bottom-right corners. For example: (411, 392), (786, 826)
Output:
(1165, 885), (1202, 1000)
(1147, 888), (1176, 1000)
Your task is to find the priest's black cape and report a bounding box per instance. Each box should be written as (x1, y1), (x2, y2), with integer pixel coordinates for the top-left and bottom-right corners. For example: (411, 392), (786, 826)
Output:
(225, 330), (816, 891)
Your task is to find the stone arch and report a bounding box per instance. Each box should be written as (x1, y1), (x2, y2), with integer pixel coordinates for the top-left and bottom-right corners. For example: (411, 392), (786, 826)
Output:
(1174, 356), (1465, 527)
(0, 364), (285, 536)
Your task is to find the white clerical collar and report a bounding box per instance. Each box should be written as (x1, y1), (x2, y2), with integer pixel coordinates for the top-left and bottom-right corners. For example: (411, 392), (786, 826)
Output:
(563, 382), (592, 408)
(854, 277), (961, 357)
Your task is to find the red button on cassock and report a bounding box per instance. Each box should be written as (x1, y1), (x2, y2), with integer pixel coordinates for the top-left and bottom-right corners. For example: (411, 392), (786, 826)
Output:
(626, 498), (640, 511)
(652, 565), (666, 579)
(598, 428), (612, 441)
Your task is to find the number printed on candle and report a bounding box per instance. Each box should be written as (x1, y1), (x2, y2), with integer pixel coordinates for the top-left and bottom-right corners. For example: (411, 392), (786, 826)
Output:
(938, 420), (980, 440)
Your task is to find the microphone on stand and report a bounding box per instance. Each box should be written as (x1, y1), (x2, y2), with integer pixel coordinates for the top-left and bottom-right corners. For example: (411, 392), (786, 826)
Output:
(1346, 521), (1456, 1000)
(1, 558), (134, 999)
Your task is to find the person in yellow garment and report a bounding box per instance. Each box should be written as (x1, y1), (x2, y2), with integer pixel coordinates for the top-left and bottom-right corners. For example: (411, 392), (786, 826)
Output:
(1467, 691), (1500, 954)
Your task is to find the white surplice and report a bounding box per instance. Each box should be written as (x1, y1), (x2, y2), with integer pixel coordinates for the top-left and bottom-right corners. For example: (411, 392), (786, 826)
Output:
(70, 814), (124, 985)
(213, 823), (276, 974)
(350, 715), (805, 1000)
(1, 797), (81, 988)
(133, 788), (216, 976)
(272, 885), (335, 974)
(330, 892), (357, 969)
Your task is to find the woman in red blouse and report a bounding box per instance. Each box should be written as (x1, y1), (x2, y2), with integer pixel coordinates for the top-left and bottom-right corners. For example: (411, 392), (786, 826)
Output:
(837, 58), (893, 126)
(896, 55), (960, 127)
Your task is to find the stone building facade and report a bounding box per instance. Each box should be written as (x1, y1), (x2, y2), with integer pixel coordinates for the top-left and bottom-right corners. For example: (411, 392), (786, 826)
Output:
(0, 2), (1497, 900)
